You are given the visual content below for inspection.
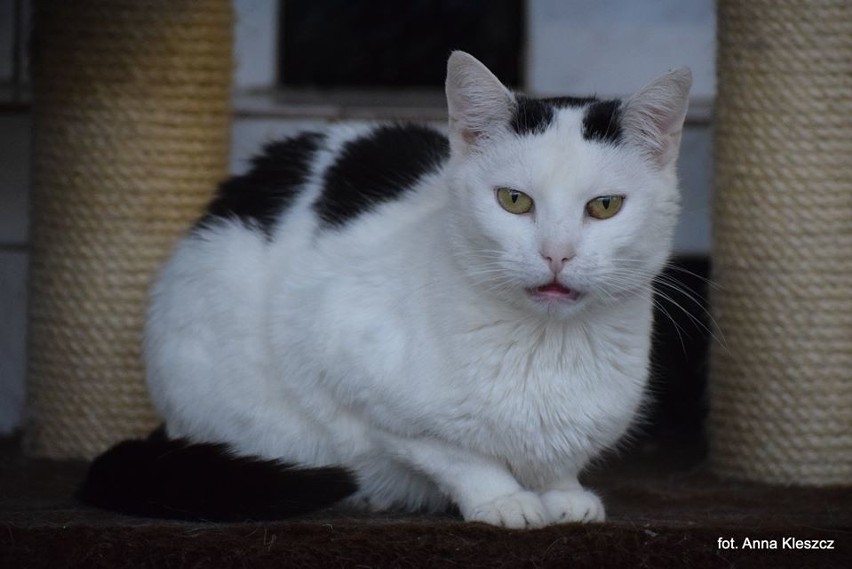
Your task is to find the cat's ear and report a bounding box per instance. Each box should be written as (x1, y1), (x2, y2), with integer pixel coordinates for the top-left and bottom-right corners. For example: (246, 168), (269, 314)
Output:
(621, 68), (692, 169)
(445, 51), (515, 153)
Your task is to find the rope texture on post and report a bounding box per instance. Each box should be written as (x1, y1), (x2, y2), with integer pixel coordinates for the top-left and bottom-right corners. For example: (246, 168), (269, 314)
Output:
(26, 0), (233, 459)
(710, 0), (852, 485)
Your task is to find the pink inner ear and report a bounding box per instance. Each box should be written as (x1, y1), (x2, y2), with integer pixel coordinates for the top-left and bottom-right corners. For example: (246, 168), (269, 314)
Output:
(649, 103), (681, 138)
(623, 98), (687, 167)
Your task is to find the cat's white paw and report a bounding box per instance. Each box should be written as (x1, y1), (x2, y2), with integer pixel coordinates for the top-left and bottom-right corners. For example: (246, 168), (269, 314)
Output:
(464, 490), (548, 529)
(539, 488), (605, 524)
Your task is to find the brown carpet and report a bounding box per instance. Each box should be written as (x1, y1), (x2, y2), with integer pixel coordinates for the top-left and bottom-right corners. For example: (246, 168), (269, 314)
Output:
(1, 436), (850, 569)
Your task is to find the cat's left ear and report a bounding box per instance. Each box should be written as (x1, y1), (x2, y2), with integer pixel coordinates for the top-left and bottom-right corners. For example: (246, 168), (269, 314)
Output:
(621, 68), (692, 169)
(445, 51), (515, 153)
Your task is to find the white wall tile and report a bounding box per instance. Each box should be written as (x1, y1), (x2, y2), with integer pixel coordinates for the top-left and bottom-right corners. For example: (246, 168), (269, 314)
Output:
(674, 125), (712, 255)
(233, 0), (279, 90)
(527, 0), (715, 99)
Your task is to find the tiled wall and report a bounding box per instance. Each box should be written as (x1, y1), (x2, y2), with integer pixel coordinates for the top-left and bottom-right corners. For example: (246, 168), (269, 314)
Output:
(0, 0), (715, 433)
(526, 0), (715, 99)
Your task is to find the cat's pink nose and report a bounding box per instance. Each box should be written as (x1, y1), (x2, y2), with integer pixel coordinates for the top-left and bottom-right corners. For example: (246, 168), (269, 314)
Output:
(541, 250), (575, 273)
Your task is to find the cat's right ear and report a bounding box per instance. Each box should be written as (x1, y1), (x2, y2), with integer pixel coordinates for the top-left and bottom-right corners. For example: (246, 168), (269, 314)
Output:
(445, 51), (515, 153)
(621, 67), (692, 169)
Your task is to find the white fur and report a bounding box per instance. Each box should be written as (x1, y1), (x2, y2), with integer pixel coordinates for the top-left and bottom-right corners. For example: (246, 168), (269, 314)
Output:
(145, 52), (690, 528)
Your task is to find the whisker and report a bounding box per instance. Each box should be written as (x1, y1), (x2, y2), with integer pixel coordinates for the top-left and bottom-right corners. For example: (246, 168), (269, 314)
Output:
(653, 289), (726, 349)
(662, 261), (721, 290)
(652, 296), (688, 353)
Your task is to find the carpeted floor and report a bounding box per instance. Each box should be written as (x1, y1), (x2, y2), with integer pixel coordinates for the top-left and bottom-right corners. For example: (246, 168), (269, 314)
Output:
(1, 435), (850, 568)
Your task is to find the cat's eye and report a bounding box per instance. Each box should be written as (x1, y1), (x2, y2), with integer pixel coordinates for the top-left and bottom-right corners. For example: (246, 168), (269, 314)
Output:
(496, 187), (534, 214)
(586, 195), (624, 220)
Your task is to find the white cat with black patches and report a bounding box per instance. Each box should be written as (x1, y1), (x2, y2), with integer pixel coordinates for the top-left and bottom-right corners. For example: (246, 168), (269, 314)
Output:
(83, 52), (691, 528)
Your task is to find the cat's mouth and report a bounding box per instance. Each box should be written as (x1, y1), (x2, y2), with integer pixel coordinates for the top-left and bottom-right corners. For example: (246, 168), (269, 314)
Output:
(529, 281), (582, 302)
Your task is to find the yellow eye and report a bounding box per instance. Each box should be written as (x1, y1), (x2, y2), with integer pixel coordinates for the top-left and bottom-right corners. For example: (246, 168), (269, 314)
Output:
(496, 187), (534, 214)
(586, 195), (624, 219)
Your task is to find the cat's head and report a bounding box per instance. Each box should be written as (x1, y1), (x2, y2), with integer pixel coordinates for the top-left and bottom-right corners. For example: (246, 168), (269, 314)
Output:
(444, 51), (691, 317)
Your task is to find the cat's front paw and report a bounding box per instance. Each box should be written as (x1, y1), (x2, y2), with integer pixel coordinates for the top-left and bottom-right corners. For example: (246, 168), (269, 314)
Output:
(540, 488), (605, 524)
(463, 490), (548, 529)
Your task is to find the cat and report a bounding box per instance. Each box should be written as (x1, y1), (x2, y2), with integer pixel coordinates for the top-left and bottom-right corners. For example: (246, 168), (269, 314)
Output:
(80, 51), (691, 528)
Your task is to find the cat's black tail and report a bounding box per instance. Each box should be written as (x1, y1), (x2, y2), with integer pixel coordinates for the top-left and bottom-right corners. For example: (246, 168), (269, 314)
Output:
(78, 430), (358, 522)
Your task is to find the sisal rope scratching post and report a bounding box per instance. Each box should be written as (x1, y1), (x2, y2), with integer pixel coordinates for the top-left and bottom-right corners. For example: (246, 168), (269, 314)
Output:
(709, 0), (852, 485)
(26, 0), (233, 459)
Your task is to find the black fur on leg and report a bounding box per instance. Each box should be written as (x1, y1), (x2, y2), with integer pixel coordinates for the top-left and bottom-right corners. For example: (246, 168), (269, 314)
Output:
(78, 436), (358, 522)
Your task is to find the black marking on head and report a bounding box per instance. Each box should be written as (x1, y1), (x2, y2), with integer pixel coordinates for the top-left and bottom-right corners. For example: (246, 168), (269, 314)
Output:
(78, 436), (358, 522)
(315, 124), (449, 228)
(195, 132), (324, 237)
(582, 100), (623, 144)
(511, 95), (599, 136)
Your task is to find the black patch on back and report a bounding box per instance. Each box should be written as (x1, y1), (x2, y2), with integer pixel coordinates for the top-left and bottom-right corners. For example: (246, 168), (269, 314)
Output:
(196, 132), (324, 237)
(78, 435), (358, 522)
(315, 124), (449, 228)
(511, 95), (599, 136)
(582, 99), (623, 144)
